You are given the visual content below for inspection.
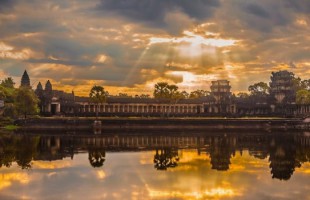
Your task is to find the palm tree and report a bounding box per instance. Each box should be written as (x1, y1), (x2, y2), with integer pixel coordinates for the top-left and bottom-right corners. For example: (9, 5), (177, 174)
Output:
(153, 82), (184, 117)
(89, 85), (109, 118)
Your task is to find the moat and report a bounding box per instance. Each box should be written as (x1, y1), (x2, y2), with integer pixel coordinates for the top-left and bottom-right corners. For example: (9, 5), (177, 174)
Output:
(0, 130), (309, 200)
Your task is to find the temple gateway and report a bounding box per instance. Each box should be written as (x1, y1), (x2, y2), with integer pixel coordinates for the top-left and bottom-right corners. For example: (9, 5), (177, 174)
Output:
(20, 70), (310, 117)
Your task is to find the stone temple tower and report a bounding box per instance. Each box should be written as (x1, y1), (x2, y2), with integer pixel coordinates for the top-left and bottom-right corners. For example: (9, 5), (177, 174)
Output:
(45, 80), (52, 92)
(21, 70), (30, 87)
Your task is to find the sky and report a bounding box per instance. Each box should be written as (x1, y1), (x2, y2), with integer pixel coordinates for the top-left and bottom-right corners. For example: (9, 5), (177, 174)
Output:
(0, 0), (309, 96)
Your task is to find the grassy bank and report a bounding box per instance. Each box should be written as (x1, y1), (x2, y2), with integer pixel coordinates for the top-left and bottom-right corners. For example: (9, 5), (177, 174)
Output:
(3, 124), (19, 131)
(0, 117), (19, 131)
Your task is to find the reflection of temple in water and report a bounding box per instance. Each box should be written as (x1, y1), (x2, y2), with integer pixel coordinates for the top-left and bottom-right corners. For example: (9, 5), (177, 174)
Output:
(0, 132), (309, 180)
(209, 136), (235, 171)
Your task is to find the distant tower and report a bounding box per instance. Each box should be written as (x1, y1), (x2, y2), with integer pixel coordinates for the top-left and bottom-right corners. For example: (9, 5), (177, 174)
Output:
(45, 80), (52, 92)
(21, 70), (30, 87)
(35, 82), (43, 96)
(210, 80), (232, 113)
(36, 82), (43, 91)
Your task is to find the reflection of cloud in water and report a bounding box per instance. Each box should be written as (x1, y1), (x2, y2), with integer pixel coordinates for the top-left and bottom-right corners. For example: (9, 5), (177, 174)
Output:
(0, 173), (30, 190)
(96, 170), (106, 179)
(32, 160), (72, 169)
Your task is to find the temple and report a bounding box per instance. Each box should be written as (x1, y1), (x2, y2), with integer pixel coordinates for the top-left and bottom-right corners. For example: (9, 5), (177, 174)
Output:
(21, 70), (31, 88)
(21, 71), (310, 117)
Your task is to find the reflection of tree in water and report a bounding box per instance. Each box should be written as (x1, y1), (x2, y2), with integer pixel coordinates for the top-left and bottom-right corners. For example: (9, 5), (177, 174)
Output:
(268, 136), (300, 181)
(0, 136), (15, 168)
(0, 135), (39, 169)
(16, 137), (38, 169)
(88, 149), (106, 168)
(154, 148), (179, 170)
(209, 136), (234, 171)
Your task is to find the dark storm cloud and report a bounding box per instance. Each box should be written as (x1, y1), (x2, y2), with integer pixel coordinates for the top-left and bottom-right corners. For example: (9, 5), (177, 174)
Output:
(284, 0), (310, 13)
(0, 0), (15, 12)
(97, 0), (220, 28)
(244, 3), (270, 18)
(241, 2), (291, 32)
(1, 0), (309, 94)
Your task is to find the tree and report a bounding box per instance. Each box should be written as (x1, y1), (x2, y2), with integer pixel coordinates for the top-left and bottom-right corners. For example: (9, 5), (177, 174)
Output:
(0, 85), (15, 103)
(248, 82), (270, 104)
(300, 79), (310, 91)
(118, 93), (132, 98)
(1, 77), (15, 88)
(89, 85), (109, 118)
(15, 87), (39, 118)
(153, 82), (170, 99)
(0, 84), (17, 118)
(248, 82), (269, 96)
(296, 89), (310, 104)
(236, 92), (249, 99)
(139, 94), (150, 98)
(153, 82), (180, 99)
(154, 82), (183, 117)
(0, 86), (6, 100)
(180, 91), (189, 99)
(189, 90), (210, 98)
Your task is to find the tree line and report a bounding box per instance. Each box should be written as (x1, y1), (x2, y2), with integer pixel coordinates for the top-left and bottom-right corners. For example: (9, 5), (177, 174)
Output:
(89, 70), (310, 108)
(0, 77), (39, 119)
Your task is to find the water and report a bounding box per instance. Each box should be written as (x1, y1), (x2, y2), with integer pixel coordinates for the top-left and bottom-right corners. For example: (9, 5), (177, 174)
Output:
(0, 130), (309, 200)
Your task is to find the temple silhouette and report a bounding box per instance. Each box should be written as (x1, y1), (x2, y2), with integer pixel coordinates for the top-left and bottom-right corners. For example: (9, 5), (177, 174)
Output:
(20, 70), (310, 117)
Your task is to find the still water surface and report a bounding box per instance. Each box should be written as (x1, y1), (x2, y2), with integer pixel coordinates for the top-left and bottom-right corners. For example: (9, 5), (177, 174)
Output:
(0, 130), (309, 200)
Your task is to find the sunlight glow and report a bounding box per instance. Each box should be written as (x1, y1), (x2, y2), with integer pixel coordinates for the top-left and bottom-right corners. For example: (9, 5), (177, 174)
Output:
(0, 42), (13, 51)
(0, 42), (32, 60)
(165, 71), (217, 90)
(149, 31), (236, 48)
(97, 54), (107, 63)
(148, 187), (238, 199)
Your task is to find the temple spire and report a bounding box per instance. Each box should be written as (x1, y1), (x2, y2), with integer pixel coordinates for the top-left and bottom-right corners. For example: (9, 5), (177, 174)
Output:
(45, 80), (52, 91)
(21, 70), (30, 87)
(36, 82), (43, 91)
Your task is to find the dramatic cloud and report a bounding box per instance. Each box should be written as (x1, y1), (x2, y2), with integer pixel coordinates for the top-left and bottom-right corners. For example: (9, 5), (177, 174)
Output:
(97, 0), (220, 32)
(0, 0), (309, 96)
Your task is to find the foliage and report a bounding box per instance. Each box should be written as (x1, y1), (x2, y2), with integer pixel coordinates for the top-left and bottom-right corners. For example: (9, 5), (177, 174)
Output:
(153, 82), (178, 99)
(296, 89), (310, 104)
(4, 125), (19, 131)
(15, 87), (39, 118)
(299, 79), (310, 91)
(189, 90), (210, 98)
(89, 86), (109, 104)
(236, 92), (249, 99)
(180, 91), (189, 99)
(118, 93), (131, 98)
(3, 103), (17, 118)
(89, 85), (109, 118)
(248, 82), (269, 96)
(1, 84), (18, 118)
(0, 85), (15, 103)
(1, 77), (15, 88)
(135, 94), (150, 98)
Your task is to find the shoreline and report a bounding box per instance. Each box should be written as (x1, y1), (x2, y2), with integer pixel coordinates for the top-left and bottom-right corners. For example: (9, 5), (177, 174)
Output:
(14, 117), (310, 131)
